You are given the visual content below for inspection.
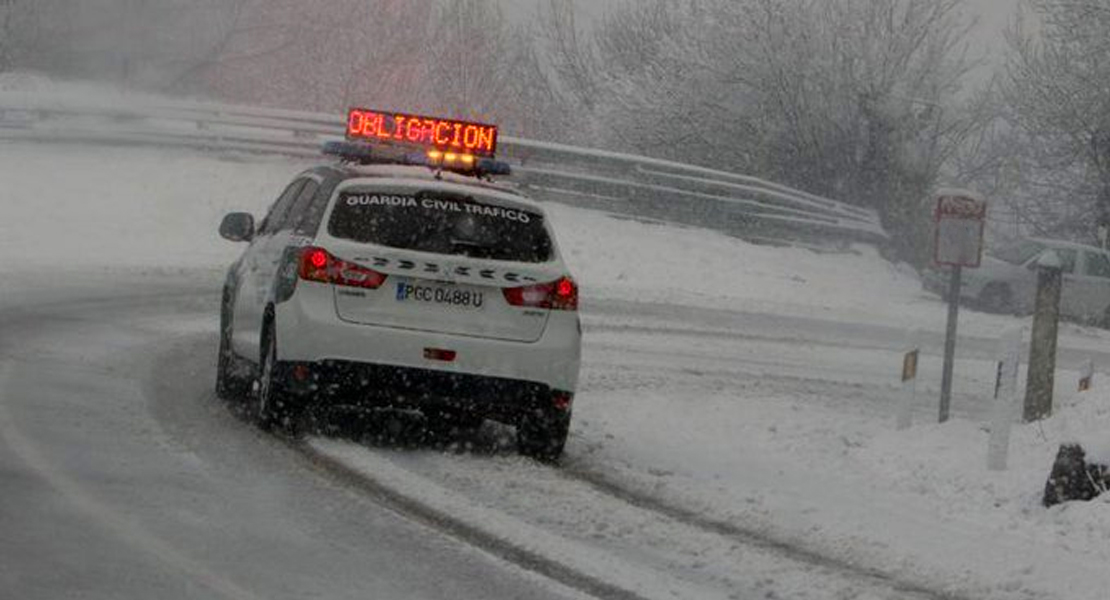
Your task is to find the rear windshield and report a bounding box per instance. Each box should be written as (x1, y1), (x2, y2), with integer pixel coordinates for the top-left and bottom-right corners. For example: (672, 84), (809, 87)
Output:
(328, 189), (553, 263)
(990, 240), (1044, 265)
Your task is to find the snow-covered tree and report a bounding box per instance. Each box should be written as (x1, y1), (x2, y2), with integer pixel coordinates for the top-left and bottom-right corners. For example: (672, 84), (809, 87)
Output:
(543, 0), (981, 261)
(0, 0), (65, 75)
(1001, 0), (1110, 241)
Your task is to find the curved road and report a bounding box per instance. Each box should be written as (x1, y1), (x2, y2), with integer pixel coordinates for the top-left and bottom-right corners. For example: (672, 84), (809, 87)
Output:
(0, 276), (585, 600)
(3, 272), (1102, 599)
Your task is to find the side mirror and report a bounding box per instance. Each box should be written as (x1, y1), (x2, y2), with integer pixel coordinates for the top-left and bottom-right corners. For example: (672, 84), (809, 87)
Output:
(219, 212), (255, 242)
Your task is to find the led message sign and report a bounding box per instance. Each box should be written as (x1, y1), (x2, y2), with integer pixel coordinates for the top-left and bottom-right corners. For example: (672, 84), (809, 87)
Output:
(347, 108), (498, 157)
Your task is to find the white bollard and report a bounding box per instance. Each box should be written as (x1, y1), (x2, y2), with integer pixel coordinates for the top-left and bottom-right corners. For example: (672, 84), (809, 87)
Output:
(1079, 359), (1094, 392)
(896, 329), (922, 431)
(988, 327), (1024, 471)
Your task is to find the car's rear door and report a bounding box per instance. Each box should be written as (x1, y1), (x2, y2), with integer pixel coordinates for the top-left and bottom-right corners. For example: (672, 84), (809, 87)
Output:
(231, 177), (307, 356)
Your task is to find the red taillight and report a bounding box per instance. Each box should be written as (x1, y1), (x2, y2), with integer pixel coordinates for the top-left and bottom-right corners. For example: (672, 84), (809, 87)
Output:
(298, 246), (388, 289)
(423, 348), (458, 362)
(502, 277), (578, 311)
(555, 278), (576, 301)
(552, 391), (574, 411)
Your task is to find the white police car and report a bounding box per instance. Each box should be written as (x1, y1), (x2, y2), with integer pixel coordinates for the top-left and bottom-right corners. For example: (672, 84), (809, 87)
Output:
(216, 109), (581, 460)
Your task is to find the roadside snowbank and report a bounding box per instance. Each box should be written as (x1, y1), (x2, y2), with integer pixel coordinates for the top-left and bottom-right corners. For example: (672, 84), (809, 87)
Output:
(858, 384), (1110, 556)
(0, 140), (925, 327)
(570, 364), (1110, 600)
(545, 203), (1110, 346)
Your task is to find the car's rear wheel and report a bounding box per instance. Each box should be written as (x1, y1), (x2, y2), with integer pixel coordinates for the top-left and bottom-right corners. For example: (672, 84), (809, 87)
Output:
(978, 283), (1014, 314)
(216, 287), (252, 401)
(257, 322), (300, 432)
(517, 407), (570, 462)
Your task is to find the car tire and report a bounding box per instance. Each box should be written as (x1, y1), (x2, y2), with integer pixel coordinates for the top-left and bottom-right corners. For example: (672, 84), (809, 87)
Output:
(517, 407), (570, 462)
(216, 286), (252, 402)
(257, 321), (298, 432)
(978, 283), (1014, 314)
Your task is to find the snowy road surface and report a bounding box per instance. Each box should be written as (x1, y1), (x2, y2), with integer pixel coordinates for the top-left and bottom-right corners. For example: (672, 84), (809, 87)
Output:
(3, 272), (1108, 599)
(0, 278), (591, 600)
(0, 273), (972, 600)
(4, 143), (1110, 599)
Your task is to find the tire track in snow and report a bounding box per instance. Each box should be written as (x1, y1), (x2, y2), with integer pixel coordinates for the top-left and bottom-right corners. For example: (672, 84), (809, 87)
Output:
(293, 438), (649, 600)
(303, 435), (970, 600)
(559, 463), (971, 600)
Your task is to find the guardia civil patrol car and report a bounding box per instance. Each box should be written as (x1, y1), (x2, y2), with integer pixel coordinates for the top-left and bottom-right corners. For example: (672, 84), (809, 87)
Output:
(216, 109), (581, 460)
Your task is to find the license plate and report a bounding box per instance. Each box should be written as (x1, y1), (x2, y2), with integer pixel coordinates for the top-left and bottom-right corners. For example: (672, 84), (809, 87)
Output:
(394, 282), (485, 309)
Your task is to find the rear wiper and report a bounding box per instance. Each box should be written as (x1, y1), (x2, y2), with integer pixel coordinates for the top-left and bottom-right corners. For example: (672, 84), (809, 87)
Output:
(450, 238), (496, 258)
(450, 238), (494, 249)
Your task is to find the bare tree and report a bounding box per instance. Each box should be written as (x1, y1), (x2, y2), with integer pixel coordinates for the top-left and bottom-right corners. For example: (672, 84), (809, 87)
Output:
(420, 0), (566, 137)
(1001, 0), (1110, 242)
(0, 0), (50, 74)
(540, 0), (981, 261)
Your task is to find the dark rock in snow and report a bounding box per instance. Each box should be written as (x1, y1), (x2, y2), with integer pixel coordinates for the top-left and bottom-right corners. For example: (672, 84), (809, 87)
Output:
(1043, 444), (1110, 507)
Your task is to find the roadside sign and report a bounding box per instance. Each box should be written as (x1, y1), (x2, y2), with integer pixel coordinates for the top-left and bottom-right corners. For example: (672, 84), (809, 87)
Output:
(933, 191), (987, 268)
(932, 188), (986, 423)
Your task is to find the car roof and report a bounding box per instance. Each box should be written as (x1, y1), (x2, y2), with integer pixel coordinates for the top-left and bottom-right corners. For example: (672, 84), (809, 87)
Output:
(325, 162), (532, 199)
(1027, 237), (1107, 253)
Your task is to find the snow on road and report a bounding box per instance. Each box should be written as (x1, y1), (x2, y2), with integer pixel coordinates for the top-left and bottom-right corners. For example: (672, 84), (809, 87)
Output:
(0, 285), (590, 600)
(3, 140), (1110, 599)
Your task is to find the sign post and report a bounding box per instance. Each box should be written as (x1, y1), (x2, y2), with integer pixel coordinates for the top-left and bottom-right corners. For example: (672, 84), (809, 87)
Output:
(932, 190), (987, 423)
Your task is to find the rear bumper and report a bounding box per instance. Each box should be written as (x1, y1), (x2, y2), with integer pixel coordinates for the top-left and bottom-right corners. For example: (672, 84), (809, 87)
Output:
(273, 359), (569, 423)
(272, 280), (581, 410)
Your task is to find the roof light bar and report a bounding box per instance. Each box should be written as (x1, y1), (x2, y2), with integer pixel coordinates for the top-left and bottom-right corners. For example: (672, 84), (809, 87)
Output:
(322, 141), (512, 177)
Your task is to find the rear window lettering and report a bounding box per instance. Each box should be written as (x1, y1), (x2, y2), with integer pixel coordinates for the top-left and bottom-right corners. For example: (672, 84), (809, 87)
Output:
(327, 189), (552, 263)
(342, 194), (533, 224)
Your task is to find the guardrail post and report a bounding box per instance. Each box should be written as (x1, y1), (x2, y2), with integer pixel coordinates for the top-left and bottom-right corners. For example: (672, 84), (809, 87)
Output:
(1023, 251), (1063, 422)
(897, 329), (921, 430)
(1079, 359), (1094, 392)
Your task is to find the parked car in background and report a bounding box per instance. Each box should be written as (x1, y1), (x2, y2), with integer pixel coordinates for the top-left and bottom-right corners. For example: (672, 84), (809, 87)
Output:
(923, 238), (1110, 326)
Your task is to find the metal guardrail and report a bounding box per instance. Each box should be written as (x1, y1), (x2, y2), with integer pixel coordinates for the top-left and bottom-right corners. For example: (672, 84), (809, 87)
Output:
(0, 91), (886, 245)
